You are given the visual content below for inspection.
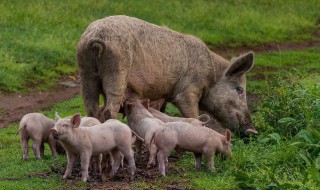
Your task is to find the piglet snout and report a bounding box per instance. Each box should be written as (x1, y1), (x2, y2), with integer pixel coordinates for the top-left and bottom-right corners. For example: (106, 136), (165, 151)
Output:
(51, 128), (57, 134)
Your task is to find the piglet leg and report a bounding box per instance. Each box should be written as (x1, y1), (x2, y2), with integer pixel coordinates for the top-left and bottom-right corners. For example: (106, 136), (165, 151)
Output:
(48, 134), (59, 156)
(204, 153), (215, 172)
(194, 153), (202, 170)
(110, 149), (122, 176)
(21, 136), (29, 161)
(32, 139), (42, 159)
(80, 153), (91, 182)
(63, 152), (76, 179)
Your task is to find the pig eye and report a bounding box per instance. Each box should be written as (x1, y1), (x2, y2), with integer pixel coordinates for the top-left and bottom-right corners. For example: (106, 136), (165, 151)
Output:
(63, 124), (68, 128)
(236, 86), (243, 94)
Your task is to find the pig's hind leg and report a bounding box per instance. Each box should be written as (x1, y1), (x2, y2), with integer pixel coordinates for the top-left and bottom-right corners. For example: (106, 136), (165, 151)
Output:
(110, 149), (122, 176)
(20, 133), (29, 161)
(101, 69), (127, 120)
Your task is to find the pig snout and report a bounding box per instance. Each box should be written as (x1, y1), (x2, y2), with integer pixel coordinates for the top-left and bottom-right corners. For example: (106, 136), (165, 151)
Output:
(51, 128), (59, 139)
(236, 112), (258, 136)
(244, 128), (259, 135)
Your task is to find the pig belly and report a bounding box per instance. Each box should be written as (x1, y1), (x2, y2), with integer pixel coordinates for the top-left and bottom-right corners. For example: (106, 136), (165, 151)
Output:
(175, 131), (206, 153)
(128, 74), (175, 99)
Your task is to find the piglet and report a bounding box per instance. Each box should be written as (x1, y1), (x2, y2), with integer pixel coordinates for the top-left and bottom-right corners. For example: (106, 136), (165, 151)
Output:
(152, 124), (232, 176)
(51, 113), (135, 182)
(16, 113), (58, 160)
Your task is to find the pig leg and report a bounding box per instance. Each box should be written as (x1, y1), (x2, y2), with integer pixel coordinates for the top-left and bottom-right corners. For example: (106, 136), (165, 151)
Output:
(48, 134), (59, 156)
(134, 140), (143, 159)
(21, 136), (29, 161)
(147, 143), (158, 168)
(110, 149), (122, 176)
(119, 148), (136, 176)
(194, 153), (202, 170)
(173, 91), (199, 118)
(40, 143), (45, 158)
(80, 73), (100, 119)
(63, 152), (76, 179)
(101, 72), (127, 119)
(157, 150), (170, 176)
(32, 139), (42, 159)
(93, 154), (102, 175)
(80, 153), (91, 182)
(204, 153), (215, 172)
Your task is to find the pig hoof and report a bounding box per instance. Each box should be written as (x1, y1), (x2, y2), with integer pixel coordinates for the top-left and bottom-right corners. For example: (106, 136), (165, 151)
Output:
(82, 177), (87, 182)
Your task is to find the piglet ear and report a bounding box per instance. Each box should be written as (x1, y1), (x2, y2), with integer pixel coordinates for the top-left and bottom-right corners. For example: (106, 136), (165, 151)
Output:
(55, 112), (61, 122)
(141, 99), (150, 109)
(225, 129), (231, 144)
(70, 113), (81, 128)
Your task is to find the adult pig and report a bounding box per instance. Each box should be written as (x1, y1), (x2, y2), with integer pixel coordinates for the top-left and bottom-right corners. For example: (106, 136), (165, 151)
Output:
(77, 15), (258, 136)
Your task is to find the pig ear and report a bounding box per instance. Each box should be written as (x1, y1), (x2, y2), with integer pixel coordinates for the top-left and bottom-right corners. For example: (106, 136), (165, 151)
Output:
(70, 113), (81, 128)
(224, 129), (231, 144)
(55, 112), (61, 122)
(225, 52), (254, 77)
(141, 99), (150, 109)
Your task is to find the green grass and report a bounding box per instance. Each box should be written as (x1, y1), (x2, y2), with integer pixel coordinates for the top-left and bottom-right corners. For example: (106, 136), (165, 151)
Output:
(1, 0), (320, 92)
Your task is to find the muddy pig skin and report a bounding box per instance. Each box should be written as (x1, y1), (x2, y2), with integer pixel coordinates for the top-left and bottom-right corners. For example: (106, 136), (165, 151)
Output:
(17, 113), (58, 160)
(51, 113), (135, 182)
(152, 124), (232, 176)
(148, 107), (210, 126)
(77, 15), (258, 136)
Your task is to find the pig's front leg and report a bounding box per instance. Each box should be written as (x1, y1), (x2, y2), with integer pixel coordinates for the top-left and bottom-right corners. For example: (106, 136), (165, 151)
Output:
(63, 152), (76, 179)
(204, 152), (215, 172)
(80, 152), (91, 182)
(194, 153), (202, 170)
(172, 91), (200, 118)
(48, 134), (59, 156)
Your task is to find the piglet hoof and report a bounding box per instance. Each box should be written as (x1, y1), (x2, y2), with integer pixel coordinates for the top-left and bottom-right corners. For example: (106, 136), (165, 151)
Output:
(23, 157), (28, 161)
(81, 177), (87, 182)
(101, 174), (107, 182)
(210, 167), (216, 173)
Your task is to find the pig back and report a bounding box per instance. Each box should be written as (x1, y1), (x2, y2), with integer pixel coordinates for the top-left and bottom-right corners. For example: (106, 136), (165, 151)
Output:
(79, 15), (214, 99)
(167, 122), (217, 152)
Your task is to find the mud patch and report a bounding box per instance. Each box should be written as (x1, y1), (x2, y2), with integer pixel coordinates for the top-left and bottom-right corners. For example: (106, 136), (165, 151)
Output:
(210, 40), (320, 58)
(0, 75), (80, 128)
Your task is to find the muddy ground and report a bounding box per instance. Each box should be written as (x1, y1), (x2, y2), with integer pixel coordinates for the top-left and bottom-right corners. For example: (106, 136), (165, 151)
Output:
(0, 40), (319, 189)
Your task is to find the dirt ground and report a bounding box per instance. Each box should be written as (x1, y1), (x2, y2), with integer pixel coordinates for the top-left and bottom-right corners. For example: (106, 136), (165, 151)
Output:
(0, 40), (319, 189)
